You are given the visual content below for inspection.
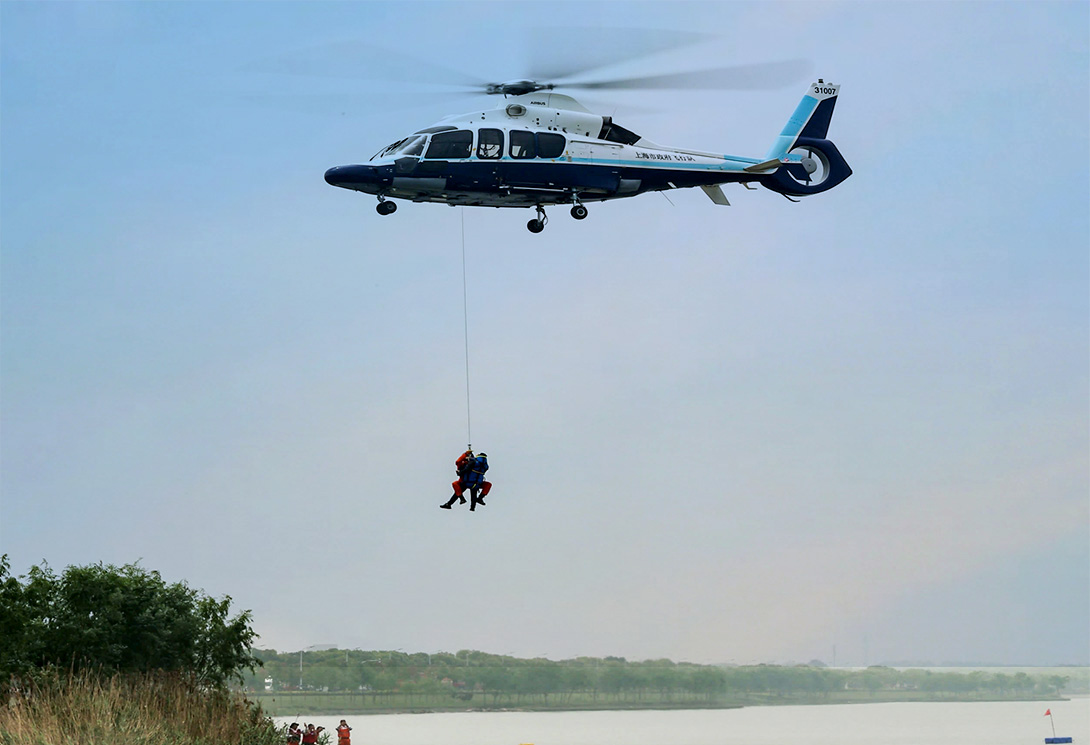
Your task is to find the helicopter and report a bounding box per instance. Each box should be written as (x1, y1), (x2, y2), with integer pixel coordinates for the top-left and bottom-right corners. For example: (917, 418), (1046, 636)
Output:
(323, 73), (851, 233)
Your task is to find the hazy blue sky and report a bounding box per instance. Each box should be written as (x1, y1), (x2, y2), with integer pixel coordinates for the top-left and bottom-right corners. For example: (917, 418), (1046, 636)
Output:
(2, 1), (1087, 667)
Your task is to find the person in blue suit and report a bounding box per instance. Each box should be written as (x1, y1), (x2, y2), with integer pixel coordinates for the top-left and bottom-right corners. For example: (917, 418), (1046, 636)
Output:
(464, 453), (491, 511)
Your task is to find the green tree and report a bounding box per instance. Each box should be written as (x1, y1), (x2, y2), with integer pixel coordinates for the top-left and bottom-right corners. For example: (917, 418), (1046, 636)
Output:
(0, 555), (259, 691)
(643, 660), (679, 700)
(307, 664), (359, 691)
(478, 664), (514, 703)
(686, 667), (725, 700)
(561, 665), (595, 702)
(857, 666), (899, 695)
(1046, 675), (1070, 695)
(523, 661), (563, 702)
(601, 664), (645, 700)
(1011, 672), (1033, 693)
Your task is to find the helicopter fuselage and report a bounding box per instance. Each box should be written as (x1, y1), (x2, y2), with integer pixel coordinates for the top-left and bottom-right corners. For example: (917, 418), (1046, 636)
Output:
(324, 84), (851, 231)
(325, 93), (775, 207)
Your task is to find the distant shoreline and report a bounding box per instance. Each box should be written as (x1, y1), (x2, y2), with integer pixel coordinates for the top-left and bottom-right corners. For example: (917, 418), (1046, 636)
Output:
(246, 655), (1088, 718)
(251, 691), (1064, 717)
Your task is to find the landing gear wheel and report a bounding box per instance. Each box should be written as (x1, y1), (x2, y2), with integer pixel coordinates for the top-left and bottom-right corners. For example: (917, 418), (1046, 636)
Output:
(570, 204), (588, 220)
(526, 205), (548, 233)
(376, 200), (397, 215)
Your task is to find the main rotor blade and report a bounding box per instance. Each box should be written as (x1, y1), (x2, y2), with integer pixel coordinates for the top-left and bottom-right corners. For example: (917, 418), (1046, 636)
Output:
(232, 90), (489, 117)
(563, 59), (813, 91)
(243, 41), (486, 89)
(523, 28), (712, 82)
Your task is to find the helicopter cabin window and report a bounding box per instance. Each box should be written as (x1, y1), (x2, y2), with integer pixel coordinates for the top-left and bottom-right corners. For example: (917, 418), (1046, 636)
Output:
(598, 118), (641, 146)
(536, 132), (566, 159)
(509, 130), (535, 159)
(477, 128), (503, 159)
(425, 130), (473, 159)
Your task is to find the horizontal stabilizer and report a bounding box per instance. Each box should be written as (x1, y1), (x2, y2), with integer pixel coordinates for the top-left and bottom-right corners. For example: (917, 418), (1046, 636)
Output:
(744, 158), (781, 173)
(700, 184), (730, 206)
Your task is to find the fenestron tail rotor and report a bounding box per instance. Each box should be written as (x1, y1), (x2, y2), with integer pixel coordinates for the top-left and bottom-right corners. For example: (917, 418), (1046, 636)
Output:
(785, 144), (832, 188)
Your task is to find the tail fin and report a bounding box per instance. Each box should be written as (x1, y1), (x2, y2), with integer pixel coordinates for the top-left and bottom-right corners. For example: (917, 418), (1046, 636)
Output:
(766, 81), (842, 160)
(761, 81), (852, 197)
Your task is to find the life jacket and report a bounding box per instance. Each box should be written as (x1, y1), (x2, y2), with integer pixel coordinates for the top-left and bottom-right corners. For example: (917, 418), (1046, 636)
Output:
(465, 455), (488, 486)
(337, 725), (351, 745)
(302, 731), (318, 745)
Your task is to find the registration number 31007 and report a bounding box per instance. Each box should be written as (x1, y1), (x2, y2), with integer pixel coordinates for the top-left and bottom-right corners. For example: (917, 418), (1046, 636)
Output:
(812, 85), (838, 96)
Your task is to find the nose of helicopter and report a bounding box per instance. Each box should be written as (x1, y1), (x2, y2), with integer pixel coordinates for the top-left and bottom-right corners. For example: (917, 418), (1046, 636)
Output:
(324, 165), (351, 186)
(324, 165), (379, 189)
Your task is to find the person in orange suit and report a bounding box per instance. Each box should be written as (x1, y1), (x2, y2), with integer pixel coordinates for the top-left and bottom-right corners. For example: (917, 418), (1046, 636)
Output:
(441, 448), (475, 509)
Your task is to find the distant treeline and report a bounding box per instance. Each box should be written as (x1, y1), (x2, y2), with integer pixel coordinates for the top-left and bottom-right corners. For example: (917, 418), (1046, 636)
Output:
(248, 649), (1078, 706)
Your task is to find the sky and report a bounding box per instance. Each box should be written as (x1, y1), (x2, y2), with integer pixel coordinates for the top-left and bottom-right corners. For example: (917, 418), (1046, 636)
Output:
(1, 1), (1087, 668)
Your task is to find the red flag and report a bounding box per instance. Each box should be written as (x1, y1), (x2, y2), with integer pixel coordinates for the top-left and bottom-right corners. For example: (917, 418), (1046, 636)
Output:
(1045, 709), (1052, 716)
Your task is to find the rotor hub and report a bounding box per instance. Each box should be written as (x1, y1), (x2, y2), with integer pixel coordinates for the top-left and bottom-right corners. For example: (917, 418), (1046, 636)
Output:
(486, 80), (556, 96)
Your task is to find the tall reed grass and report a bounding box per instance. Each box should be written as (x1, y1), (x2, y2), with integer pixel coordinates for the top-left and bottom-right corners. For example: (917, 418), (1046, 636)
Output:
(0, 670), (284, 745)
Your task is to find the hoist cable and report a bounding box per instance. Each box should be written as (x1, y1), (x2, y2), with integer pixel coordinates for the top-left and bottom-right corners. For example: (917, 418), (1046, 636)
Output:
(461, 208), (472, 448)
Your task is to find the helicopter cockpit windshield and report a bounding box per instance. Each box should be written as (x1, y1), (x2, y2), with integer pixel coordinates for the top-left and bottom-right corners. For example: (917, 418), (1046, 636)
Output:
(370, 135), (426, 162)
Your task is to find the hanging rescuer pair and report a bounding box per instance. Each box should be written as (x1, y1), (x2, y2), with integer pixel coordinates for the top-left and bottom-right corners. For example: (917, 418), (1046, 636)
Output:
(444, 210), (495, 512)
(441, 448), (491, 511)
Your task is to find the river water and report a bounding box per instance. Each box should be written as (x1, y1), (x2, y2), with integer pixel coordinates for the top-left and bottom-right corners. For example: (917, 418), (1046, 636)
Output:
(277, 696), (1089, 745)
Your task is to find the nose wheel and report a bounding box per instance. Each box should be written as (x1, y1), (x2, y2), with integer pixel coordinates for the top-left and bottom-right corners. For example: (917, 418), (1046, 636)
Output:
(570, 204), (588, 220)
(527, 205), (548, 233)
(376, 197), (397, 216)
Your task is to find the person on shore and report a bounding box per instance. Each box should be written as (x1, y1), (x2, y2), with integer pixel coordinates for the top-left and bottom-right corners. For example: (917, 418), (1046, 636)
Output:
(441, 448), (475, 509)
(287, 723), (302, 745)
(336, 720), (352, 745)
(301, 724), (323, 745)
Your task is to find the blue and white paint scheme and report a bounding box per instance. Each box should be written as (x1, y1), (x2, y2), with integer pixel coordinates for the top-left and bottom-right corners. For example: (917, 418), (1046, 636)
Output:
(324, 80), (851, 232)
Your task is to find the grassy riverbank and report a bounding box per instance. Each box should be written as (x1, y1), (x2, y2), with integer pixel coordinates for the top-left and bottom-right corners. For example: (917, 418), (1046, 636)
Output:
(0, 672), (284, 745)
